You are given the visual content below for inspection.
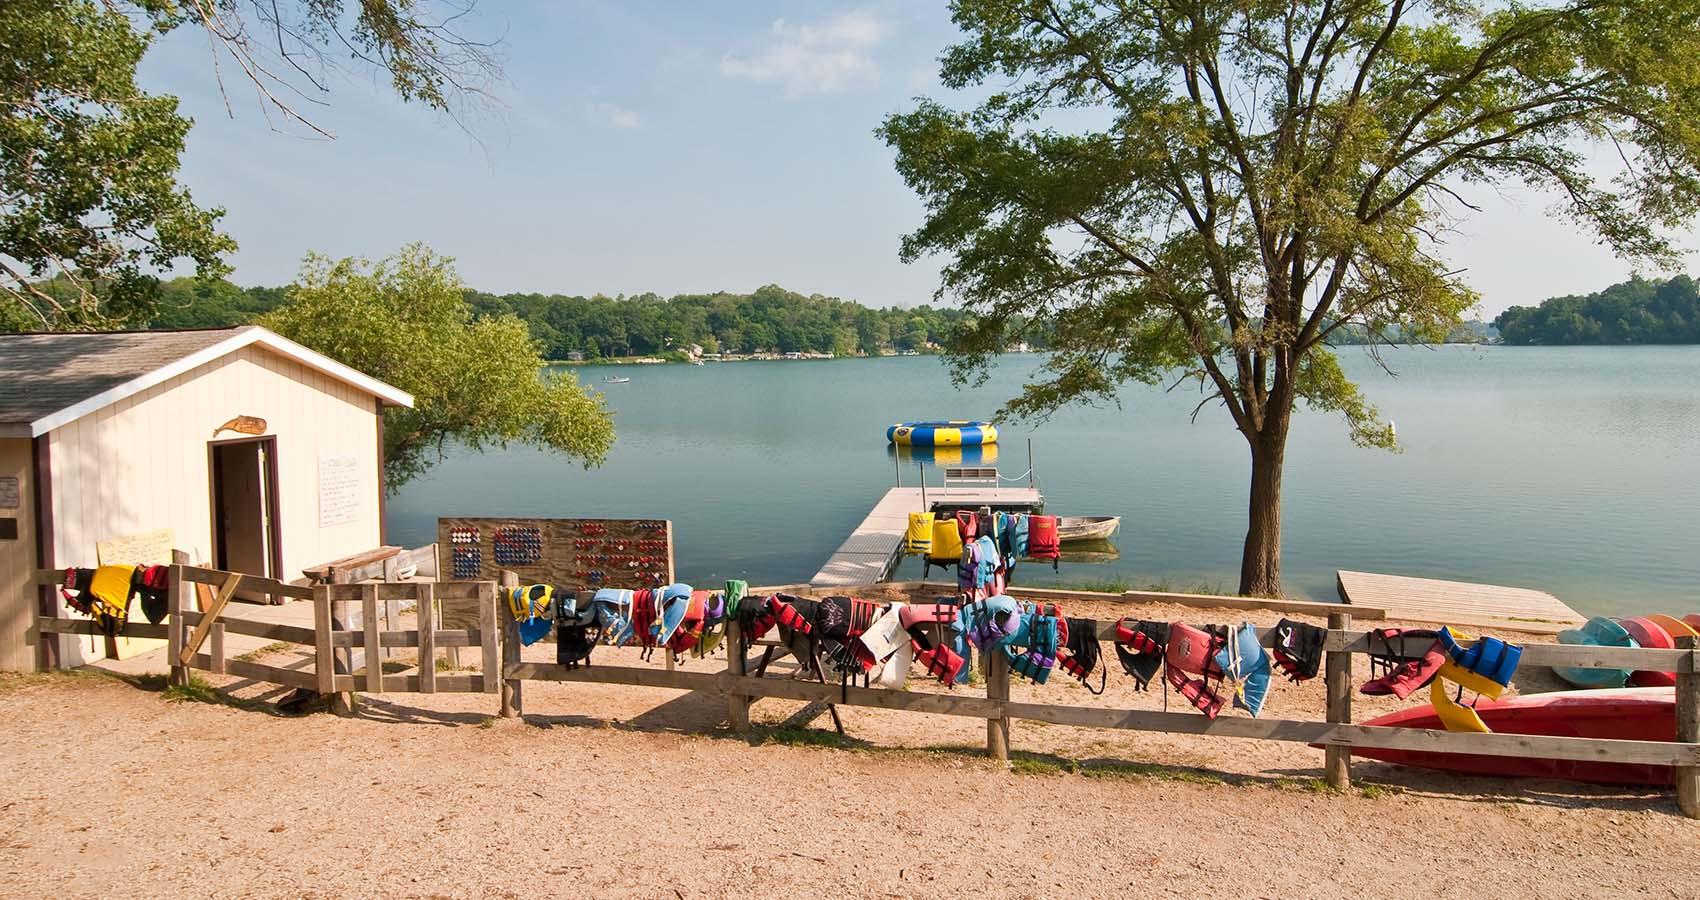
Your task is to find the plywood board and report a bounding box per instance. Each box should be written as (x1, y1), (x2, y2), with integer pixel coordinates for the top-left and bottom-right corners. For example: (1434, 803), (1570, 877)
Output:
(436, 517), (674, 593)
(96, 528), (174, 566)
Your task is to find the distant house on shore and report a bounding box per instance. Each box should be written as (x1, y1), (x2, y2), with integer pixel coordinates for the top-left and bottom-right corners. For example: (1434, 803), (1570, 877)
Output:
(0, 326), (412, 671)
(564, 350), (585, 362)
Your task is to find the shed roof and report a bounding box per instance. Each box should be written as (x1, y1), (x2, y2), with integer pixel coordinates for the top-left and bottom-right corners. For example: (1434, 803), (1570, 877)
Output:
(0, 325), (413, 437)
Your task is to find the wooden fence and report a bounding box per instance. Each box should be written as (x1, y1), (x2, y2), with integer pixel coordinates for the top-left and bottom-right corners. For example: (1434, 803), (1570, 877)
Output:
(29, 568), (1700, 817)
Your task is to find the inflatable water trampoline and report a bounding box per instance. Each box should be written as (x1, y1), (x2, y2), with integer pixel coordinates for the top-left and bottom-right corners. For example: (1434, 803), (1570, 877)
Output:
(886, 420), (998, 447)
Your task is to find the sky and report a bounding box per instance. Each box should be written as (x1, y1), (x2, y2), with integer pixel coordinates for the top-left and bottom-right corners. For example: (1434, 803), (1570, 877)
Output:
(138, 0), (1696, 318)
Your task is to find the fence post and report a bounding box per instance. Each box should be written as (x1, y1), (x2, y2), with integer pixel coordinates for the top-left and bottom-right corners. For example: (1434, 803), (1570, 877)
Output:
(210, 623), (225, 675)
(417, 582), (436, 694)
(499, 571), (522, 718)
(167, 563), (187, 688)
(362, 583), (383, 693)
(725, 619), (751, 733)
(478, 582), (499, 696)
(1677, 636), (1699, 819)
(985, 646), (1011, 761)
(1324, 611), (1353, 790)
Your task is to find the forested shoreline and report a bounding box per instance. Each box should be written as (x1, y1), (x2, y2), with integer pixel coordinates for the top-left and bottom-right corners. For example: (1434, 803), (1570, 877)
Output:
(143, 278), (976, 358)
(1493, 276), (1700, 345)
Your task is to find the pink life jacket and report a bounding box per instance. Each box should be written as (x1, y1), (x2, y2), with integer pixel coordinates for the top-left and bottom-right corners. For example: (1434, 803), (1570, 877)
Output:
(955, 509), (979, 541)
(1165, 622), (1227, 718)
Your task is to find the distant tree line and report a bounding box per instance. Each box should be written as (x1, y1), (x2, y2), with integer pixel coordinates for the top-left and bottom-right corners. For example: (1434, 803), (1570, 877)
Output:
(137, 278), (984, 359)
(1492, 276), (1700, 345)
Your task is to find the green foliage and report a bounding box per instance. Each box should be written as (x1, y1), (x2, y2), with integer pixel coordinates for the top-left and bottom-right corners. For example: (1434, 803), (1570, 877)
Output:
(465, 285), (981, 359)
(0, 0), (235, 328)
(260, 244), (615, 488)
(882, 0), (1700, 593)
(1494, 275), (1700, 344)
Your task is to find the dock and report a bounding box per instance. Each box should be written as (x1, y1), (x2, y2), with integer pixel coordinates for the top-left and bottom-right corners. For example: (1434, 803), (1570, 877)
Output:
(810, 480), (1043, 587)
(1336, 570), (1586, 634)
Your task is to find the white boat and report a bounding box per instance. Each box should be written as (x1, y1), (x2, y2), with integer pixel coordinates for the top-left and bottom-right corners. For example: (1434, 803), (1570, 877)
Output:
(1055, 515), (1120, 542)
(604, 375), (631, 384)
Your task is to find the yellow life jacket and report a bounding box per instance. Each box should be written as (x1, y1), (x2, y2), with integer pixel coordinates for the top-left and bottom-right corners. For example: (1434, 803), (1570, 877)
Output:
(86, 565), (137, 627)
(1431, 677), (1492, 733)
(508, 584), (554, 621)
(928, 518), (963, 562)
(905, 512), (934, 555)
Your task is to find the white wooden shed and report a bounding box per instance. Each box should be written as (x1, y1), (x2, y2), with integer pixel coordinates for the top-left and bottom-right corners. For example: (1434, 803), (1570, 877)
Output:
(0, 325), (413, 671)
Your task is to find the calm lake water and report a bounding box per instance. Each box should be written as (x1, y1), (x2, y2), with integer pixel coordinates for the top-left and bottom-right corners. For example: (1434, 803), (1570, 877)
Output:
(386, 346), (1700, 617)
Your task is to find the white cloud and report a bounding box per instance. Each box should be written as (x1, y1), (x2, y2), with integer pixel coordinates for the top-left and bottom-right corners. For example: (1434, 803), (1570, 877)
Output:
(588, 102), (641, 129)
(719, 10), (885, 97)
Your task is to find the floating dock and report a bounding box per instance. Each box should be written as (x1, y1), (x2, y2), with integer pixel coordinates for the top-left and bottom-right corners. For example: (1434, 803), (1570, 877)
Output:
(1336, 569), (1586, 634)
(810, 480), (1043, 587)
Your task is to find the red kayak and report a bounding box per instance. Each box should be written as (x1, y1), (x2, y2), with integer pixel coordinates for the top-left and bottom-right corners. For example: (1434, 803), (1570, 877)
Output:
(1353, 688), (1677, 786)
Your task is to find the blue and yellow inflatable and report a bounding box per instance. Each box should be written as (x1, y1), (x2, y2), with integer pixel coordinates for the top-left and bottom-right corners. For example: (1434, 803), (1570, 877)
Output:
(886, 420), (998, 447)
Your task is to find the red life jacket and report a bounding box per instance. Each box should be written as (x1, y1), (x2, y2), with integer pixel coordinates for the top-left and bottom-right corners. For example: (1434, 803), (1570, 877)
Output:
(664, 590), (710, 657)
(1165, 622), (1227, 718)
(629, 589), (660, 655)
(1027, 515), (1060, 568)
(955, 509), (978, 541)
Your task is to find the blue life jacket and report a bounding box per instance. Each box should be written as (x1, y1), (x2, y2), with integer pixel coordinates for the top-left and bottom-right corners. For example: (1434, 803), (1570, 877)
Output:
(1213, 622), (1272, 717)
(974, 536), (1000, 590)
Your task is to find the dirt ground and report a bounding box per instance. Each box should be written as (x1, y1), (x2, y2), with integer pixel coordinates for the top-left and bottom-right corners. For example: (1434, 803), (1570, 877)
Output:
(1, 594), (1695, 899)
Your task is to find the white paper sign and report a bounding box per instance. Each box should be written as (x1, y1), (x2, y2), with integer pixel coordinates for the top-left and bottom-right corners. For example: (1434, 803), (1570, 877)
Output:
(0, 476), (17, 510)
(317, 455), (361, 527)
(97, 528), (174, 566)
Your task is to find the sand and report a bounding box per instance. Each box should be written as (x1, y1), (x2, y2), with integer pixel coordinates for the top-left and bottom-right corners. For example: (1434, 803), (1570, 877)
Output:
(0, 594), (1694, 898)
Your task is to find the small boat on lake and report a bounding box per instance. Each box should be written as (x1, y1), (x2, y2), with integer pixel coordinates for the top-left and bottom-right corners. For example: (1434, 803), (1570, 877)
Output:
(1056, 516), (1120, 542)
(604, 375), (631, 384)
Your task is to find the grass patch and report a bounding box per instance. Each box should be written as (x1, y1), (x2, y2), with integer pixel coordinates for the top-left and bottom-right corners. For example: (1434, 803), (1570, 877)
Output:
(0, 669), (103, 692)
(748, 724), (861, 750)
(1359, 783), (1403, 799)
(1271, 777), (1333, 794)
(435, 656), (477, 673)
(1076, 759), (1227, 785)
(161, 673), (226, 705)
(233, 642), (290, 663)
(1049, 577), (1230, 596)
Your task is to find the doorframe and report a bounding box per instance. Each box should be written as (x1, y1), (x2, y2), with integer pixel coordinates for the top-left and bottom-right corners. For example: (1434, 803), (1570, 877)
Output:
(206, 435), (283, 581)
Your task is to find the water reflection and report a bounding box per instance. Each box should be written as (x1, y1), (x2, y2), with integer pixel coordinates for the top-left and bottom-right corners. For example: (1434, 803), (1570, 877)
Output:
(886, 441), (1001, 468)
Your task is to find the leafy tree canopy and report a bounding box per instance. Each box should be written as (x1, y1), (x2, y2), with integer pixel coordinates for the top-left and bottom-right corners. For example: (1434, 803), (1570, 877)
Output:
(881, 0), (1700, 594)
(260, 245), (615, 488)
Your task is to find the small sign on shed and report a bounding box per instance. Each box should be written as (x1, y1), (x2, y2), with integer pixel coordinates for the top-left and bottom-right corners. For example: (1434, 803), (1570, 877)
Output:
(317, 455), (361, 527)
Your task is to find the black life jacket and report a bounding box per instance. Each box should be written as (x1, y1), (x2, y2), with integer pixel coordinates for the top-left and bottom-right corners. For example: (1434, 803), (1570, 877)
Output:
(555, 590), (604, 669)
(136, 565), (170, 625)
(1112, 618), (1169, 691)
(1270, 617), (1327, 682)
(1360, 628), (1447, 699)
(1057, 616), (1105, 694)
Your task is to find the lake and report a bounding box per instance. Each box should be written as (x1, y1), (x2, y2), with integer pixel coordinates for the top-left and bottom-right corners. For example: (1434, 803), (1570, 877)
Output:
(385, 346), (1700, 617)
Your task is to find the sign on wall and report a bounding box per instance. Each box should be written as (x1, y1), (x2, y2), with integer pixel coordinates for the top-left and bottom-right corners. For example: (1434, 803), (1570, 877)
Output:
(317, 455), (361, 527)
(97, 528), (174, 566)
(0, 476), (17, 510)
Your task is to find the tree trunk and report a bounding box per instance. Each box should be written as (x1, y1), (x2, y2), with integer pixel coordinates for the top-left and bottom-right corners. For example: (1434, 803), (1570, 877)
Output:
(1239, 434), (1285, 597)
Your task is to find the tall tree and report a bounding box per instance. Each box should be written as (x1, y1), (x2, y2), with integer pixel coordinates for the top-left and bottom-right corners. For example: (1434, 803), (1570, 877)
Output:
(881, 0), (1700, 595)
(262, 245), (614, 487)
(1, 0), (498, 329)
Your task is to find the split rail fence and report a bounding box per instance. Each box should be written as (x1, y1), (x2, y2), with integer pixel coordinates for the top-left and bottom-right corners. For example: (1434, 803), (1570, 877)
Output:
(30, 568), (1700, 817)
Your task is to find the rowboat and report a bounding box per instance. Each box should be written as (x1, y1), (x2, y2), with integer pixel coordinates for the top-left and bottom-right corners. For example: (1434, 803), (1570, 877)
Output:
(1055, 516), (1120, 542)
(603, 375), (631, 384)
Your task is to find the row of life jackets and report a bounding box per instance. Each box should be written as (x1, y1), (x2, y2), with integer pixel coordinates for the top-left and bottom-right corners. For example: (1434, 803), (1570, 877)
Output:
(60, 565), (171, 633)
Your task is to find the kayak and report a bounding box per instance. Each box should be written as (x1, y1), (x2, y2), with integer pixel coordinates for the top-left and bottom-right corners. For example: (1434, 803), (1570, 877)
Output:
(1354, 687), (1677, 785)
(1553, 616), (1635, 688)
(1621, 617), (1677, 687)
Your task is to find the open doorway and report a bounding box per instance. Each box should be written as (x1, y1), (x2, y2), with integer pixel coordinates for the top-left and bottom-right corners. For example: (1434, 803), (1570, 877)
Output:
(209, 437), (281, 600)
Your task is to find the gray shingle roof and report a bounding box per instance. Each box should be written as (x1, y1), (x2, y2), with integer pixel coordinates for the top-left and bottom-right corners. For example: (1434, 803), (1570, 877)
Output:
(0, 327), (247, 427)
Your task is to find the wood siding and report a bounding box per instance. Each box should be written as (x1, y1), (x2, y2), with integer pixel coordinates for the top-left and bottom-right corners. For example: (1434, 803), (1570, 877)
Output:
(35, 344), (384, 668)
(0, 439), (37, 670)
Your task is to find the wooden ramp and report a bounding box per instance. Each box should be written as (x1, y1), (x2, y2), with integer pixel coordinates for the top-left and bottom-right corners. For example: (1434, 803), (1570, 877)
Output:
(1336, 570), (1586, 634)
(810, 485), (1044, 587)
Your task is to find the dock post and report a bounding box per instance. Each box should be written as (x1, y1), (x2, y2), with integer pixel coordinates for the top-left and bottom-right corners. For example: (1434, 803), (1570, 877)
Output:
(1324, 611), (1353, 791)
(985, 645), (1011, 761)
(893, 452), (900, 488)
(1027, 439), (1034, 487)
(499, 570), (523, 718)
(1677, 636), (1699, 818)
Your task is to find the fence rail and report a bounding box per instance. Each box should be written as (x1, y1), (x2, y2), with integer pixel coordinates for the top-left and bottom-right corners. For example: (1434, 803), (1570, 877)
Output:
(28, 567), (1700, 816)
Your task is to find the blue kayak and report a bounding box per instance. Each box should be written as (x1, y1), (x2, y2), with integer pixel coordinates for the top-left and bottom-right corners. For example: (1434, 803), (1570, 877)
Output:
(1553, 616), (1637, 688)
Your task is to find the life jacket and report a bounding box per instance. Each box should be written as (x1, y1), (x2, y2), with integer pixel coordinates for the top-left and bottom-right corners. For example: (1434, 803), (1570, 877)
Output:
(900, 602), (966, 686)
(555, 590), (606, 668)
(1359, 628), (1445, 699)
(618, 588), (661, 656)
(816, 596), (880, 675)
(976, 509), (997, 541)
(905, 512), (935, 555)
(654, 583), (694, 648)
(957, 540), (981, 594)
(960, 595), (1021, 651)
(1112, 619), (1169, 691)
(1027, 515), (1060, 569)
(1213, 622), (1272, 717)
(507, 584), (555, 646)
(858, 602), (911, 689)
(955, 509), (978, 541)
(1006, 603), (1064, 684)
(1057, 616), (1105, 694)
(663, 589), (710, 660)
(136, 565), (170, 625)
(63, 565), (138, 634)
(694, 591), (728, 658)
(1164, 622), (1227, 718)
(908, 626), (965, 685)
(1270, 617), (1326, 682)
(998, 514), (1029, 570)
(927, 518), (963, 569)
(723, 580), (748, 619)
(1434, 627), (1521, 699)
(973, 536), (1000, 593)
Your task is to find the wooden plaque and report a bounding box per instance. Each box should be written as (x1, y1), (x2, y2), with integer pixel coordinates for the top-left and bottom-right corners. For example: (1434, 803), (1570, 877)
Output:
(435, 517), (675, 598)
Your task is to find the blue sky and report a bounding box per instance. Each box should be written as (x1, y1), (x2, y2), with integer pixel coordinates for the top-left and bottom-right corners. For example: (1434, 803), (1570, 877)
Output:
(138, 1), (1692, 316)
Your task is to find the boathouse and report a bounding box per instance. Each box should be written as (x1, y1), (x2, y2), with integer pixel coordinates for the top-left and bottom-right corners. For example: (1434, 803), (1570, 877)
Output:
(0, 326), (412, 671)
